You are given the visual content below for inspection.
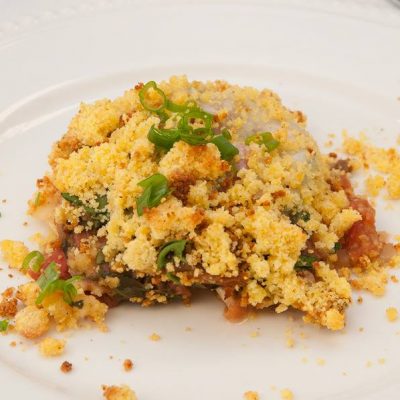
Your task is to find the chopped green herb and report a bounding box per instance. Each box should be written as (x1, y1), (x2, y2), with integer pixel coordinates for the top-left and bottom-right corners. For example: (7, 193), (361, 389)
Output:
(36, 262), (81, 306)
(333, 242), (342, 252)
(61, 192), (83, 206)
(285, 209), (310, 224)
(62, 193), (109, 228)
(166, 272), (181, 283)
(71, 300), (84, 309)
(95, 250), (105, 265)
(294, 255), (317, 271)
(245, 132), (280, 152)
(96, 194), (108, 209)
(210, 135), (239, 161)
(114, 275), (146, 300)
(0, 320), (9, 332)
(22, 250), (44, 272)
(136, 173), (170, 216)
(157, 240), (187, 270)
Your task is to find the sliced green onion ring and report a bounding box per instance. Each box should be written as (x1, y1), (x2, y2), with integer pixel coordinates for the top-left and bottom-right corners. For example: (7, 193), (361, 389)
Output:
(136, 173), (170, 216)
(210, 135), (239, 161)
(22, 250), (44, 272)
(157, 240), (187, 270)
(179, 109), (213, 132)
(148, 125), (181, 149)
(245, 132), (280, 152)
(139, 81), (167, 113)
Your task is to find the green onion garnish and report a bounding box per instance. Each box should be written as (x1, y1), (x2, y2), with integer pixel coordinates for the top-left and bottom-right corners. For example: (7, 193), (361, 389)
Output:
(294, 255), (317, 271)
(136, 173), (170, 216)
(139, 80), (241, 162)
(36, 262), (81, 306)
(178, 109), (213, 133)
(210, 135), (239, 161)
(157, 240), (187, 270)
(166, 272), (181, 283)
(245, 132), (280, 152)
(148, 125), (181, 150)
(0, 320), (9, 332)
(139, 81), (167, 113)
(22, 250), (44, 272)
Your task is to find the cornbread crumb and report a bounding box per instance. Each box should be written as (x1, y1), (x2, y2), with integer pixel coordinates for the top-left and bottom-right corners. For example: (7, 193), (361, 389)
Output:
(60, 361), (72, 373)
(123, 359), (133, 372)
(0, 240), (29, 269)
(301, 357), (308, 364)
(386, 307), (398, 322)
(39, 337), (66, 357)
(102, 384), (137, 400)
(285, 328), (295, 348)
(378, 358), (385, 365)
(185, 326), (192, 332)
(280, 388), (294, 400)
(365, 175), (385, 197)
(0, 296), (17, 318)
(9, 341), (16, 347)
(14, 305), (50, 339)
(366, 361), (373, 368)
(316, 358), (326, 366)
(244, 391), (259, 400)
(149, 333), (161, 341)
(250, 330), (260, 338)
(390, 275), (399, 283)
(359, 327), (364, 332)
(357, 296), (363, 304)
(342, 134), (400, 199)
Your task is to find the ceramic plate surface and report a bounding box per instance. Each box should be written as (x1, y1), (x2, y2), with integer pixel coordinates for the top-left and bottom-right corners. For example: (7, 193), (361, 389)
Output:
(1, 1), (400, 399)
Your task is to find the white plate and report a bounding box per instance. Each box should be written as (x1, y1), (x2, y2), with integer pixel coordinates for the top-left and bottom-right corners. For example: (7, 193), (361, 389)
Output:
(1, 1), (400, 399)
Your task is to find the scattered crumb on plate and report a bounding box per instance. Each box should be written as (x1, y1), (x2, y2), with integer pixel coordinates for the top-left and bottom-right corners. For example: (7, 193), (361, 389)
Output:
(102, 384), (137, 400)
(316, 358), (326, 366)
(386, 307), (398, 322)
(280, 388), (294, 400)
(243, 390), (259, 400)
(123, 359), (133, 372)
(60, 360), (72, 373)
(39, 337), (66, 357)
(149, 333), (161, 341)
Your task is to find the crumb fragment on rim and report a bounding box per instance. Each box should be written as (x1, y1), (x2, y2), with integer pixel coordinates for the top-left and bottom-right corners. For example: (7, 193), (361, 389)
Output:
(102, 384), (137, 400)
